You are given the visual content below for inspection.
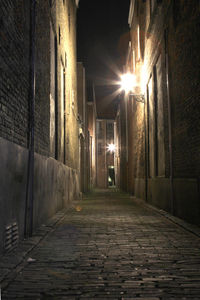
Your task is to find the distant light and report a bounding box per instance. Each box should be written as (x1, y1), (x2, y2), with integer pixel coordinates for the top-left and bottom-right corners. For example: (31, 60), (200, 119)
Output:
(120, 73), (135, 93)
(107, 143), (116, 153)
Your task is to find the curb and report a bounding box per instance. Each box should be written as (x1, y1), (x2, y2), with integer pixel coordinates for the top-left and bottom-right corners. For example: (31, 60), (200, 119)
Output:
(132, 196), (200, 238)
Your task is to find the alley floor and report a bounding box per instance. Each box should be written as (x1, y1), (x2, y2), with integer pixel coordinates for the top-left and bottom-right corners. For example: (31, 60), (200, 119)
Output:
(1, 189), (200, 300)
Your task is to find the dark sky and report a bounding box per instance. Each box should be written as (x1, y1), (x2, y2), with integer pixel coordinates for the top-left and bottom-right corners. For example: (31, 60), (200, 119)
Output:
(77, 0), (130, 118)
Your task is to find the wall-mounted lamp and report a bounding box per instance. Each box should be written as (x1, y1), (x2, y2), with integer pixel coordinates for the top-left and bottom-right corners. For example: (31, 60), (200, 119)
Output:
(120, 73), (135, 93)
(120, 73), (144, 103)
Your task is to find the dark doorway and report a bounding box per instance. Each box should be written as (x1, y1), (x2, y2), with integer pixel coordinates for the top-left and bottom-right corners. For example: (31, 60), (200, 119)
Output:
(108, 166), (115, 187)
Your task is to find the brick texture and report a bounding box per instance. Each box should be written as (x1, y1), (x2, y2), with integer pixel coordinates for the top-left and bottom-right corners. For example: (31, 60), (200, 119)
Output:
(2, 190), (200, 299)
(168, 0), (200, 178)
(0, 0), (30, 148)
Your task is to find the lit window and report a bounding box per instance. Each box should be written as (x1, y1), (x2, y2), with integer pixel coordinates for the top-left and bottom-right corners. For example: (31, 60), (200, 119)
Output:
(137, 25), (140, 61)
(132, 50), (135, 73)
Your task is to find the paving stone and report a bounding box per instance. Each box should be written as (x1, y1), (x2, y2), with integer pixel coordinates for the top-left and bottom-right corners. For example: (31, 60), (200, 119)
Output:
(1, 189), (200, 299)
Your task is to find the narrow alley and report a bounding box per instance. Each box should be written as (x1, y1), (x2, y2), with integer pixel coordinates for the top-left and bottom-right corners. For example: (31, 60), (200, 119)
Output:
(0, 1), (200, 299)
(1, 189), (200, 299)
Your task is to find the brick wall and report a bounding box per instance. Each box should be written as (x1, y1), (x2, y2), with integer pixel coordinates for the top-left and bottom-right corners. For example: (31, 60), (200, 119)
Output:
(34, 1), (51, 157)
(168, 0), (200, 178)
(128, 99), (145, 183)
(121, 0), (200, 224)
(52, 0), (79, 169)
(0, 0), (79, 162)
(0, 0), (30, 148)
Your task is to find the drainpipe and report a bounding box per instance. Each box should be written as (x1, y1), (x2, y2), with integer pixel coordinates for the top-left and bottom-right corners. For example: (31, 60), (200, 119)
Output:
(124, 93), (129, 192)
(143, 96), (148, 202)
(24, 0), (36, 238)
(165, 29), (174, 215)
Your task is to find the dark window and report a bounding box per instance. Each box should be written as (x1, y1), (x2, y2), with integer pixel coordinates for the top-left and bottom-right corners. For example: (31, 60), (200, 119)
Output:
(154, 56), (165, 176)
(68, 3), (71, 31)
(106, 122), (114, 141)
(58, 26), (61, 44)
(97, 121), (103, 139)
(150, 0), (156, 14)
(98, 143), (102, 155)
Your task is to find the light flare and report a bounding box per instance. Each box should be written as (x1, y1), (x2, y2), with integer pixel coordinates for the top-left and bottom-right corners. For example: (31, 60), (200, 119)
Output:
(120, 73), (136, 93)
(107, 143), (116, 153)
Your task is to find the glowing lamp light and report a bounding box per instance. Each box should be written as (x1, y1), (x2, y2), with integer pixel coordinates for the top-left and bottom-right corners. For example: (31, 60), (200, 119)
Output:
(120, 73), (135, 93)
(107, 143), (116, 153)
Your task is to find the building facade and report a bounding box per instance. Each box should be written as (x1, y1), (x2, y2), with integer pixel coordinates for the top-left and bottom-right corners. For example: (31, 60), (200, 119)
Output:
(96, 119), (116, 188)
(0, 0), (80, 253)
(117, 0), (200, 225)
(87, 84), (97, 189)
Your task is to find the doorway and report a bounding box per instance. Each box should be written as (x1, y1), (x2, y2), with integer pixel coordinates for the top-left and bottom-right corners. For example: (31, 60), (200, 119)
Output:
(108, 166), (115, 187)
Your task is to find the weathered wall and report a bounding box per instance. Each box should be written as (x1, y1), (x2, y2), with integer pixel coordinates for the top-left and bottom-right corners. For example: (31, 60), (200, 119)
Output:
(0, 138), (79, 253)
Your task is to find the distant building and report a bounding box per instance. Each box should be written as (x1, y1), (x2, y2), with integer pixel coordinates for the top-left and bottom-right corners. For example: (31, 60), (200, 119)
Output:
(117, 0), (200, 225)
(77, 65), (97, 192)
(87, 84), (97, 189)
(77, 62), (88, 193)
(96, 119), (116, 188)
(0, 0), (80, 253)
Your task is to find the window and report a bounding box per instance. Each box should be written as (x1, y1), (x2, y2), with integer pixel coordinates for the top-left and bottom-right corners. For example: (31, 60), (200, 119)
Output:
(106, 122), (114, 141)
(132, 50), (136, 73)
(147, 75), (155, 178)
(150, 0), (156, 14)
(50, 22), (58, 159)
(154, 55), (165, 176)
(61, 62), (66, 163)
(97, 121), (103, 139)
(147, 55), (165, 178)
(58, 26), (61, 45)
(98, 143), (102, 155)
(68, 3), (71, 32)
(137, 25), (141, 61)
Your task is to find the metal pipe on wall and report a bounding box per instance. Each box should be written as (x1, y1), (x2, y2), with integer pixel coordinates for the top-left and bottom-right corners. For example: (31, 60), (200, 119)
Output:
(24, 0), (36, 238)
(165, 29), (174, 215)
(143, 95), (148, 202)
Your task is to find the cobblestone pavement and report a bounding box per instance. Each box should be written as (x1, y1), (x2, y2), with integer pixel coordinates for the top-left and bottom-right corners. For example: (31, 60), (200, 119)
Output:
(1, 189), (200, 299)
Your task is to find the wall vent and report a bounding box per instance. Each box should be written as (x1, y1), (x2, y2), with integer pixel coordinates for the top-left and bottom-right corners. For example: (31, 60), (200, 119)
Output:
(4, 222), (19, 253)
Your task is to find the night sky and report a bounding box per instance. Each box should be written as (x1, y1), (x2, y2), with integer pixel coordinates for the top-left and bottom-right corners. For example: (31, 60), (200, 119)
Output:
(77, 0), (130, 118)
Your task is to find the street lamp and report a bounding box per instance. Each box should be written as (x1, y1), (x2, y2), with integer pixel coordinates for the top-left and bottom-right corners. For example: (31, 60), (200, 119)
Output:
(107, 143), (116, 153)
